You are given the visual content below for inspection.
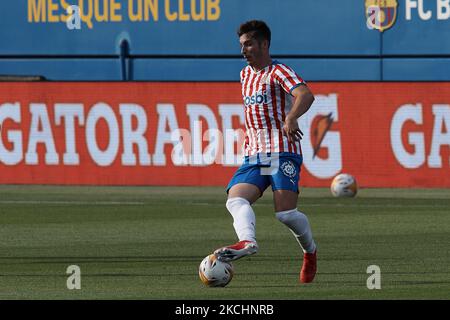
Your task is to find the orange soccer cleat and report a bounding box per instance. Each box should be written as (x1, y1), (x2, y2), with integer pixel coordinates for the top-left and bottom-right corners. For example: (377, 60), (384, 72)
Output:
(300, 250), (317, 283)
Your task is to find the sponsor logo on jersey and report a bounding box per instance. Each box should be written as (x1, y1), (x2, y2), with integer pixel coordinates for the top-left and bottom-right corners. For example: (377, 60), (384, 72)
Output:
(244, 91), (269, 106)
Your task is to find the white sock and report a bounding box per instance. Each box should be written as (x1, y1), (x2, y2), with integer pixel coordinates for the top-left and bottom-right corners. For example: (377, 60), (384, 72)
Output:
(276, 209), (316, 253)
(226, 197), (256, 243)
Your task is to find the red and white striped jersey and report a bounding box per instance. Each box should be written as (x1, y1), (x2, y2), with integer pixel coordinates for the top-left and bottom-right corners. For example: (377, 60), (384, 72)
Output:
(240, 61), (305, 156)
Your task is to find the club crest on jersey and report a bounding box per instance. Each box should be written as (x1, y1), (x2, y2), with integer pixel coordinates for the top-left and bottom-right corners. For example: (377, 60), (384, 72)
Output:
(365, 0), (398, 32)
(244, 91), (269, 106)
(280, 161), (296, 178)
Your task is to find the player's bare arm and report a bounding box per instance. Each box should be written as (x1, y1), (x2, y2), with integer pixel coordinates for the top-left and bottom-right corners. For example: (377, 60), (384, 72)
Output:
(283, 85), (315, 142)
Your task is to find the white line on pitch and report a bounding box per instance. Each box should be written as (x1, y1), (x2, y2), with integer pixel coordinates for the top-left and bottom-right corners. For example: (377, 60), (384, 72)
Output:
(0, 200), (145, 205)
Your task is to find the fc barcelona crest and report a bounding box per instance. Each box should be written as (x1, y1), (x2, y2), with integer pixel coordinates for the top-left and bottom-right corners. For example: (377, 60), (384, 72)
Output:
(365, 0), (398, 32)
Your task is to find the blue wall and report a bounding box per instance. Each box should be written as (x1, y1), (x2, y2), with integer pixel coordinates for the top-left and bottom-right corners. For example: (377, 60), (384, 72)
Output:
(0, 0), (449, 81)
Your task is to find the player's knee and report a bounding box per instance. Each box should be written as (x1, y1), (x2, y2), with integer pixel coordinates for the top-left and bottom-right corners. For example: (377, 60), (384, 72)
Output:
(276, 208), (306, 224)
(226, 197), (250, 213)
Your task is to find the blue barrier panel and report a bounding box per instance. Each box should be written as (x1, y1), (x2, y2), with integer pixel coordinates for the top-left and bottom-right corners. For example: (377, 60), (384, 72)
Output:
(0, 1), (448, 81)
(132, 58), (382, 81)
(0, 59), (122, 80)
(383, 58), (450, 80)
(271, 58), (381, 81)
(132, 58), (381, 81)
(0, 57), (381, 81)
(382, 0), (450, 55)
(132, 58), (241, 81)
(0, 0), (379, 55)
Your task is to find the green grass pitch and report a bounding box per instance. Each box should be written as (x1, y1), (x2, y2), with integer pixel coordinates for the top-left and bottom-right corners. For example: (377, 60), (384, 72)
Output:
(0, 185), (449, 299)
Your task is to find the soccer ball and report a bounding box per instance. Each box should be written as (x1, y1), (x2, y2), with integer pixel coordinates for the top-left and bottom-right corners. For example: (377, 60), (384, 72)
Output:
(199, 254), (234, 287)
(331, 173), (358, 197)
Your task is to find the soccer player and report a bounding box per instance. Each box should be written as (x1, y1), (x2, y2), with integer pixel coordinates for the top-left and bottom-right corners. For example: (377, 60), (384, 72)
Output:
(214, 20), (317, 283)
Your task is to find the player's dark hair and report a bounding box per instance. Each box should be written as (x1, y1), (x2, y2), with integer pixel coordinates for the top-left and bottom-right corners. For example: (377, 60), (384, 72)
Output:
(237, 20), (271, 48)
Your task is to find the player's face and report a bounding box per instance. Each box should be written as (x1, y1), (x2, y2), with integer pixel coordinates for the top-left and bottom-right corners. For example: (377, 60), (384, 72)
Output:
(239, 33), (265, 67)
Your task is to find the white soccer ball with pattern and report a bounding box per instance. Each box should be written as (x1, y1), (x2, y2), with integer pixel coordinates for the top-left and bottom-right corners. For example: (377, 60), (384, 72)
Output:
(331, 173), (358, 197)
(199, 254), (234, 287)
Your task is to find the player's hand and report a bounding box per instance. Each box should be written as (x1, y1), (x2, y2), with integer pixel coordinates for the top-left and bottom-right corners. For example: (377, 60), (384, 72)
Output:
(283, 116), (303, 143)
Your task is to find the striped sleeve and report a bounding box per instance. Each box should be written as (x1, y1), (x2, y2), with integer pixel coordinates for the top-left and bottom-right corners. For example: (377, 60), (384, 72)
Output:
(273, 64), (305, 95)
